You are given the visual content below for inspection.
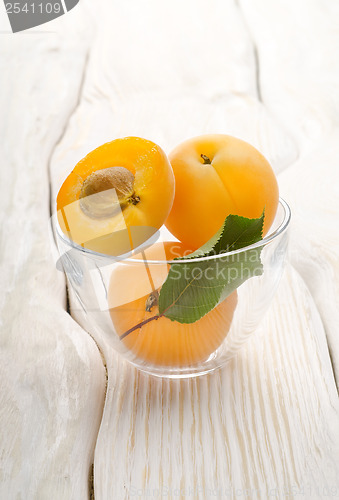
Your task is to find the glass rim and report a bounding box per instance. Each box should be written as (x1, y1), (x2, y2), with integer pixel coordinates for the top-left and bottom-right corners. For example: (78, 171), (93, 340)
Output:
(55, 197), (291, 265)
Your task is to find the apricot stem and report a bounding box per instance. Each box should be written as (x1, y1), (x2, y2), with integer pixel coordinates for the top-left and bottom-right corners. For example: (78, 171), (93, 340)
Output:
(201, 154), (211, 164)
(119, 314), (162, 340)
(130, 194), (140, 205)
(145, 290), (159, 312)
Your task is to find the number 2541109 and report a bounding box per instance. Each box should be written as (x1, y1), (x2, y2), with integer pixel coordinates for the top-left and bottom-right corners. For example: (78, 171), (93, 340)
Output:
(5, 3), (62, 14)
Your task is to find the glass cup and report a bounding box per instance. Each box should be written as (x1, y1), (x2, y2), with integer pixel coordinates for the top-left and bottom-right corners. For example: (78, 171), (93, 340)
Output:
(54, 198), (291, 378)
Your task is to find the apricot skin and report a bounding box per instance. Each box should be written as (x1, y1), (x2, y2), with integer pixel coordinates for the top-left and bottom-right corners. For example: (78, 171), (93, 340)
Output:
(56, 137), (175, 256)
(165, 134), (279, 249)
(108, 242), (238, 367)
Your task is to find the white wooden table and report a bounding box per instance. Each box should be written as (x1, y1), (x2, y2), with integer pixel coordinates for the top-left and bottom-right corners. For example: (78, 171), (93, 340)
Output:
(1, 1), (339, 498)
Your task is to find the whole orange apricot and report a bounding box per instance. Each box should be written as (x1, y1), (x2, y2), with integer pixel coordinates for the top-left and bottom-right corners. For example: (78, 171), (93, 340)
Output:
(57, 137), (175, 256)
(108, 242), (238, 367)
(165, 135), (279, 249)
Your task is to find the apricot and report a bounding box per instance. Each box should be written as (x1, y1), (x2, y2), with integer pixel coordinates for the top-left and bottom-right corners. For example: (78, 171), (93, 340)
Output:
(57, 137), (175, 256)
(165, 134), (279, 249)
(108, 242), (238, 367)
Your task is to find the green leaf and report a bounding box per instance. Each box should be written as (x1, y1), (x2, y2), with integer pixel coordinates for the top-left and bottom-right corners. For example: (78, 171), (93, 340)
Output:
(158, 212), (265, 324)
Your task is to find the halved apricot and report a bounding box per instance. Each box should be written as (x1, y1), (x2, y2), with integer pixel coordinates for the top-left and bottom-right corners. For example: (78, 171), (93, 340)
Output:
(165, 134), (279, 249)
(57, 137), (175, 256)
(108, 242), (238, 367)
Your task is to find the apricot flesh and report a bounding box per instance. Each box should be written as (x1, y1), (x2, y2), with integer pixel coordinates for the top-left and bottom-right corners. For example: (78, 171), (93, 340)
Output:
(165, 134), (279, 249)
(108, 242), (238, 367)
(56, 137), (175, 256)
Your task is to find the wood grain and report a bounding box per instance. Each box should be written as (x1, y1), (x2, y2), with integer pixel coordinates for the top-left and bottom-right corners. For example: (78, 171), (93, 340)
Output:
(94, 269), (339, 499)
(1, 0), (339, 498)
(0, 9), (106, 499)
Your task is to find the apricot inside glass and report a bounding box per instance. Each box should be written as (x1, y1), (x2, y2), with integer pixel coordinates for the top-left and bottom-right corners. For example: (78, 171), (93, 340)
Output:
(57, 137), (175, 256)
(108, 242), (238, 367)
(165, 134), (279, 249)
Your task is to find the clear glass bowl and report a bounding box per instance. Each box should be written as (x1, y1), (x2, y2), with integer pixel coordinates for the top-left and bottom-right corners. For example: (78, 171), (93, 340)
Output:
(54, 198), (291, 378)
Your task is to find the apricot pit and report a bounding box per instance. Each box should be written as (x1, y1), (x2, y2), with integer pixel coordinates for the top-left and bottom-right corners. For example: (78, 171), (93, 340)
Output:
(79, 166), (139, 218)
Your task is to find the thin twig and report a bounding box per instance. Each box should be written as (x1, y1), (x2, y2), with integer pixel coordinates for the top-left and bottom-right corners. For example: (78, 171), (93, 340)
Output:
(119, 314), (163, 340)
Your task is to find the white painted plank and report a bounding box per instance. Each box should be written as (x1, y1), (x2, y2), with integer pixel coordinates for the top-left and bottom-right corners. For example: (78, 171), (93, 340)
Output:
(238, 0), (339, 380)
(0, 6), (106, 499)
(239, 0), (339, 152)
(279, 131), (339, 384)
